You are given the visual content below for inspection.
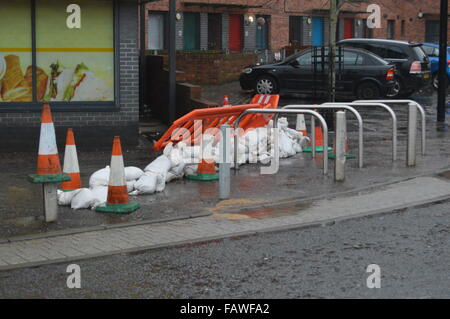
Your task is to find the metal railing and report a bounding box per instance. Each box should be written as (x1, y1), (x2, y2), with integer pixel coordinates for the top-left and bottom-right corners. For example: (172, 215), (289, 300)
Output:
(279, 104), (364, 168)
(354, 100), (426, 156)
(323, 102), (398, 162)
(233, 108), (329, 174)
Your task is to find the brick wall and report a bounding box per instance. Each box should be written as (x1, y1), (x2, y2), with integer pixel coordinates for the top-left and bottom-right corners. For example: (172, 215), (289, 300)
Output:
(0, 0), (140, 151)
(174, 52), (257, 85)
(145, 0), (450, 51)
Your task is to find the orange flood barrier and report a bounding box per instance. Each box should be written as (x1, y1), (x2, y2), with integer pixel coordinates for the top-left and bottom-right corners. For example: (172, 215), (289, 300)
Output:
(153, 94), (280, 152)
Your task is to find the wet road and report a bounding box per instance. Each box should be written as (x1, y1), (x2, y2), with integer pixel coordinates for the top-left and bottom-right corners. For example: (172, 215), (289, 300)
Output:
(1, 200), (449, 298)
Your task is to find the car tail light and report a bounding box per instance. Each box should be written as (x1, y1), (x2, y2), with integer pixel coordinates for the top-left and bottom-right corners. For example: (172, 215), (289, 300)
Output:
(386, 68), (395, 81)
(448, 60), (450, 68)
(410, 61), (422, 74)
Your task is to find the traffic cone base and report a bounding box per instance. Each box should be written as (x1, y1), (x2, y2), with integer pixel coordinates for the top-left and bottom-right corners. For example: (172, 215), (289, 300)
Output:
(303, 125), (328, 152)
(303, 146), (333, 153)
(186, 172), (219, 181)
(186, 159), (219, 181)
(96, 202), (140, 214)
(29, 173), (71, 184)
(327, 152), (357, 159)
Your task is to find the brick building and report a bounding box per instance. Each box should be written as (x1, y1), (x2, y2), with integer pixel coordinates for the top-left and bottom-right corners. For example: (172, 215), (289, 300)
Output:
(145, 0), (450, 52)
(0, 0), (140, 151)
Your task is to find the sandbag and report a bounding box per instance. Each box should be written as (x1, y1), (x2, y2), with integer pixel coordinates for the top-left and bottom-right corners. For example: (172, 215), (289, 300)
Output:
(125, 166), (144, 181)
(169, 147), (183, 167)
(134, 172), (157, 195)
(184, 164), (198, 176)
(89, 166), (110, 188)
(71, 188), (96, 210)
(144, 155), (171, 177)
(126, 180), (135, 193)
(57, 189), (82, 206)
(166, 162), (186, 182)
(155, 174), (166, 192)
(163, 142), (173, 157)
(90, 186), (108, 209)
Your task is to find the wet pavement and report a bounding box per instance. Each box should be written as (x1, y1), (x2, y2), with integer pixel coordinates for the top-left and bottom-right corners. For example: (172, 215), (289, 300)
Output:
(0, 199), (448, 298)
(1, 85), (449, 239)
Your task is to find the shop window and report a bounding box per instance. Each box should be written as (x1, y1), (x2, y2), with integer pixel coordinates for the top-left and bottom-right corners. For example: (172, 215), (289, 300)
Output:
(0, 0), (32, 102)
(0, 0), (115, 106)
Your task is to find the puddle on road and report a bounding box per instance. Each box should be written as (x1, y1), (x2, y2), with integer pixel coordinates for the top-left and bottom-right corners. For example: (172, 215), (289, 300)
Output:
(213, 201), (312, 220)
(209, 198), (261, 212)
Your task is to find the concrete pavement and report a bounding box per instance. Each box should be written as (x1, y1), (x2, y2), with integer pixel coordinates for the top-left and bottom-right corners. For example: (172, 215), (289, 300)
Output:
(2, 174), (450, 271)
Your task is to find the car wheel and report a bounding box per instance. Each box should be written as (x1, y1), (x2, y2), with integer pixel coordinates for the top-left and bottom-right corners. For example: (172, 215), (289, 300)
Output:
(356, 82), (381, 100)
(387, 78), (402, 98)
(255, 76), (278, 95)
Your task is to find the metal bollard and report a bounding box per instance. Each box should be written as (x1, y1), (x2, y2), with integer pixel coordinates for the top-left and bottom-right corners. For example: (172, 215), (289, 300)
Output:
(335, 111), (346, 182)
(43, 183), (58, 222)
(407, 103), (418, 167)
(219, 124), (231, 199)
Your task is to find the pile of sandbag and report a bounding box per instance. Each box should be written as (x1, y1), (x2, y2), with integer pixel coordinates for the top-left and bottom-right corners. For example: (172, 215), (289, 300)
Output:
(57, 166), (145, 210)
(58, 117), (309, 210)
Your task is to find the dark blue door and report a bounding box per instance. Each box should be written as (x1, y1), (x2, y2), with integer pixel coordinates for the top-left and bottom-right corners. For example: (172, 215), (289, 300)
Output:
(312, 17), (324, 46)
(256, 16), (268, 49)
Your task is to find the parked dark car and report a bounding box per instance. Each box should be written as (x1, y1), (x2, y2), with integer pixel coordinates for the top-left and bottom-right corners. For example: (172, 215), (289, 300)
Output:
(239, 47), (396, 99)
(338, 39), (431, 97)
(420, 43), (450, 90)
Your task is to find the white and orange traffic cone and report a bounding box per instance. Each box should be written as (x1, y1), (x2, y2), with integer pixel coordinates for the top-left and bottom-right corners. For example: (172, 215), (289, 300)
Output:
(295, 114), (307, 137)
(223, 95), (230, 106)
(96, 136), (139, 214)
(186, 134), (219, 181)
(303, 125), (332, 153)
(29, 104), (70, 184)
(60, 128), (82, 191)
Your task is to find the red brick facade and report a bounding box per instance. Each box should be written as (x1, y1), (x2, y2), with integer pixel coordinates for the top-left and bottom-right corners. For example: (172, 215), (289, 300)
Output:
(144, 0), (449, 51)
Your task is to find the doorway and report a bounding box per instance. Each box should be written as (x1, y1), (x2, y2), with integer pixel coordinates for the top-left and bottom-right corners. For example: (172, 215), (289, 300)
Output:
(208, 13), (222, 50)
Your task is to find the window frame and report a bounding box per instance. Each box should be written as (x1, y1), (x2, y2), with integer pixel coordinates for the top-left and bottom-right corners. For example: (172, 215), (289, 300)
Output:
(0, 0), (119, 113)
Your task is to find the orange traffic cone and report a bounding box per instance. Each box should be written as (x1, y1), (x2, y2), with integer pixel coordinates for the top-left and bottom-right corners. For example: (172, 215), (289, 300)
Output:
(223, 95), (230, 106)
(60, 128), (82, 191)
(186, 158), (219, 181)
(29, 104), (70, 183)
(303, 125), (331, 153)
(186, 134), (219, 181)
(295, 114), (307, 137)
(96, 136), (140, 214)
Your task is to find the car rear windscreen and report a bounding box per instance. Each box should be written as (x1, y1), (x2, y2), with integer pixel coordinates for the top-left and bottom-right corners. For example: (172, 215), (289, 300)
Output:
(411, 45), (428, 61)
